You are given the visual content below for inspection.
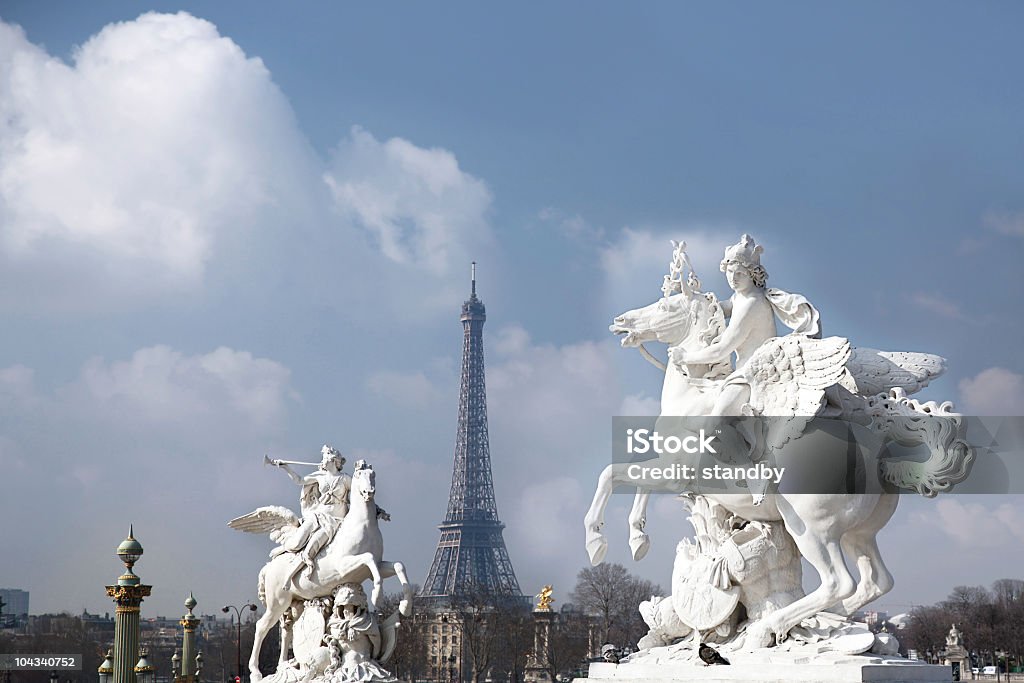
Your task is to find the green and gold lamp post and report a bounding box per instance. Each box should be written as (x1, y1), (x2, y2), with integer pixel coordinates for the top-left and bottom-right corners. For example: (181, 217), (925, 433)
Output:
(105, 527), (152, 683)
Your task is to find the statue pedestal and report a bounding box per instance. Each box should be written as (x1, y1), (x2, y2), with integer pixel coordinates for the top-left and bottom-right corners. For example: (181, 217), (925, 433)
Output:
(588, 656), (953, 683)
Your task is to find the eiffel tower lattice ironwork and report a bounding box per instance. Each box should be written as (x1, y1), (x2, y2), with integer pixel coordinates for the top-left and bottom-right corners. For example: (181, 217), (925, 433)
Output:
(419, 263), (524, 607)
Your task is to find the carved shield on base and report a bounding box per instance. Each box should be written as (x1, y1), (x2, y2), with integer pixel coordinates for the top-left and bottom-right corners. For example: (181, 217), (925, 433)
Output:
(292, 598), (331, 664)
(671, 550), (740, 631)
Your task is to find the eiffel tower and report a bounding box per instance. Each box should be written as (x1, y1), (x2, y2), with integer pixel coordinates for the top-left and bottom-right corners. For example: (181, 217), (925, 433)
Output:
(419, 263), (524, 608)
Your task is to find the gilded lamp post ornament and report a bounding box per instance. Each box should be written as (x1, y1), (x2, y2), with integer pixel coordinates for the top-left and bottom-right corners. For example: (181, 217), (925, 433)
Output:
(585, 235), (978, 673)
(535, 585), (555, 612)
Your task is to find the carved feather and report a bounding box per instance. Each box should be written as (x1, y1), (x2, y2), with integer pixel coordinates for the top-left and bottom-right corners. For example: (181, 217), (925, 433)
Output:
(227, 506), (301, 535)
(842, 348), (946, 397)
(745, 335), (852, 450)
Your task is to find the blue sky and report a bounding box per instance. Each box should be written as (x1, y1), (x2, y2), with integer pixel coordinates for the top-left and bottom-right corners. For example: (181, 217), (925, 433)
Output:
(0, 2), (1022, 620)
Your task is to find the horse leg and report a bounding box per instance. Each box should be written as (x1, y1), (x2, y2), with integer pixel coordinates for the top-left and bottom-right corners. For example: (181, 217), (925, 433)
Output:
(278, 600), (302, 668)
(250, 593), (290, 681)
(744, 496), (858, 648)
(835, 494), (899, 616)
(628, 491), (651, 561)
(379, 560), (413, 617)
(584, 464), (617, 565)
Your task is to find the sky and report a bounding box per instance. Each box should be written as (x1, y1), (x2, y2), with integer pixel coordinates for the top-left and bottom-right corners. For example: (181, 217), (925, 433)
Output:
(0, 2), (1022, 622)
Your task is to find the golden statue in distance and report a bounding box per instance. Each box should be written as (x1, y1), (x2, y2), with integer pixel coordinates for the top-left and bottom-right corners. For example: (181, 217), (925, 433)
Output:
(535, 585), (555, 612)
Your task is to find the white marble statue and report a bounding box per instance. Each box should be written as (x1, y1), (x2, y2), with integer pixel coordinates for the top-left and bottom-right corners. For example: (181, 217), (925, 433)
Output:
(585, 236), (975, 653)
(230, 457), (412, 682)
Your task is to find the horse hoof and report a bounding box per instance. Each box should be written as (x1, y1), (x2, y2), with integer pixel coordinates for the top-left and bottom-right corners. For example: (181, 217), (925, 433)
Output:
(744, 623), (775, 650)
(629, 533), (650, 561)
(586, 532), (608, 566)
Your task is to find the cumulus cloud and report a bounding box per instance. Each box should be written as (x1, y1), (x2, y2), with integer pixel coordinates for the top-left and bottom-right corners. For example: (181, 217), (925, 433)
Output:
(959, 367), (1024, 415)
(366, 369), (443, 409)
(908, 292), (966, 321)
(912, 498), (1024, 548)
(0, 344), (302, 614)
(0, 13), (321, 308)
(984, 210), (1024, 238)
(508, 476), (588, 560)
(601, 227), (725, 316)
(62, 345), (298, 433)
(620, 392), (661, 415)
(324, 126), (493, 276)
(537, 207), (605, 242)
(0, 14), (492, 315)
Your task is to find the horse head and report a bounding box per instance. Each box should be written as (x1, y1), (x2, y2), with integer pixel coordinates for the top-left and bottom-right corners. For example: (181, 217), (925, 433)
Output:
(610, 241), (726, 363)
(611, 290), (725, 361)
(352, 461), (376, 503)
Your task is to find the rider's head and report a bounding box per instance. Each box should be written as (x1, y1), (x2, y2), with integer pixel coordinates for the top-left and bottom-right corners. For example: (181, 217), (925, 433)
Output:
(320, 444), (345, 472)
(720, 234), (768, 290)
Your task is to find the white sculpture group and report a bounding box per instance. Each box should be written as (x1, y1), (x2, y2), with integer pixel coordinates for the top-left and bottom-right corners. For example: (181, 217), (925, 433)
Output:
(585, 236), (975, 659)
(230, 448), (412, 683)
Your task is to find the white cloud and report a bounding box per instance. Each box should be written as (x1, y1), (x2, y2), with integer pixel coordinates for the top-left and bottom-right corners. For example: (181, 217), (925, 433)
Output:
(537, 207), (605, 242)
(491, 325), (532, 357)
(57, 345), (298, 439)
(324, 126), (493, 276)
(911, 498), (1024, 548)
(0, 343), (302, 616)
(959, 367), (1024, 415)
(508, 476), (587, 560)
(984, 210), (1024, 238)
(0, 14), (319, 309)
(620, 392), (661, 415)
(0, 14), (491, 317)
(908, 292), (966, 321)
(366, 369), (443, 409)
(601, 227), (725, 317)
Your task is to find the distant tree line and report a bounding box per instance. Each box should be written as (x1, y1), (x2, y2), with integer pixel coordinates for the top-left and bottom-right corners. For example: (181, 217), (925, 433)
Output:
(904, 579), (1024, 671)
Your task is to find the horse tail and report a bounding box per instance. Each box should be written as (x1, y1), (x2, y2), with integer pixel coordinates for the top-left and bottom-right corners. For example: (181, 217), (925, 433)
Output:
(257, 564), (267, 605)
(873, 389), (975, 497)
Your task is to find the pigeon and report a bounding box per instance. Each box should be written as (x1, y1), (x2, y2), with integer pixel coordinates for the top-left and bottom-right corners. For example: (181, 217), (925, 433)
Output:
(698, 643), (730, 666)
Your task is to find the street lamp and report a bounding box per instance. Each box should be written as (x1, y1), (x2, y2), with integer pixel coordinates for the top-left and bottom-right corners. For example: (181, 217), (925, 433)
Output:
(222, 603), (258, 682)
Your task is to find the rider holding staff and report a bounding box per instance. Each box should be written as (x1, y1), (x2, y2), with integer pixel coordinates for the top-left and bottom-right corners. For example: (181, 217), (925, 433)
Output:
(269, 444), (351, 572)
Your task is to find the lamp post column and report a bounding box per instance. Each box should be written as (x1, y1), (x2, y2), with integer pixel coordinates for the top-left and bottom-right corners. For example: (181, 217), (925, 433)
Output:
(106, 527), (152, 683)
(222, 603), (258, 682)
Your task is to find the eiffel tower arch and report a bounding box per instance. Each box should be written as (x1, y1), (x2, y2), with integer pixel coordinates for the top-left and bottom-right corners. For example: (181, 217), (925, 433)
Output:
(419, 264), (526, 608)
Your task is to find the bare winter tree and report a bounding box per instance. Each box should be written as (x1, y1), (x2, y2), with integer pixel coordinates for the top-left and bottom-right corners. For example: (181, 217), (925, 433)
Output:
(377, 587), (428, 682)
(568, 564), (662, 650)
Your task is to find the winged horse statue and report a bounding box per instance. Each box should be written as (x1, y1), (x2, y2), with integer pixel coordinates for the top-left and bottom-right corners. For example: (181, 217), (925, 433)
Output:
(584, 236), (974, 649)
(230, 460), (412, 681)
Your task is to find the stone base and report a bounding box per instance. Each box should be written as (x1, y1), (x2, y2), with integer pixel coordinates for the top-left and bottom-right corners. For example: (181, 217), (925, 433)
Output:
(588, 658), (952, 683)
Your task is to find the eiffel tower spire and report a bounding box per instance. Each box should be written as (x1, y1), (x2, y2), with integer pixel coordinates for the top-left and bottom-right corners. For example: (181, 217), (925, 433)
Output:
(419, 263), (524, 607)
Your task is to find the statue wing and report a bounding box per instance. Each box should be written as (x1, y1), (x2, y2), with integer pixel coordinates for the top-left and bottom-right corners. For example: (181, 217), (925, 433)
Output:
(227, 506), (301, 536)
(746, 335), (852, 450)
(841, 347), (945, 397)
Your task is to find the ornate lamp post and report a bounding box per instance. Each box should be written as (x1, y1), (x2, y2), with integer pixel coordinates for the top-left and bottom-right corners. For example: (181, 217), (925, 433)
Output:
(221, 603), (257, 682)
(106, 527), (152, 683)
(134, 648), (156, 683)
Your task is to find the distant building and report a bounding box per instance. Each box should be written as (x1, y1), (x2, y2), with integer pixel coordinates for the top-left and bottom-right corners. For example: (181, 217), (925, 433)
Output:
(0, 588), (29, 625)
